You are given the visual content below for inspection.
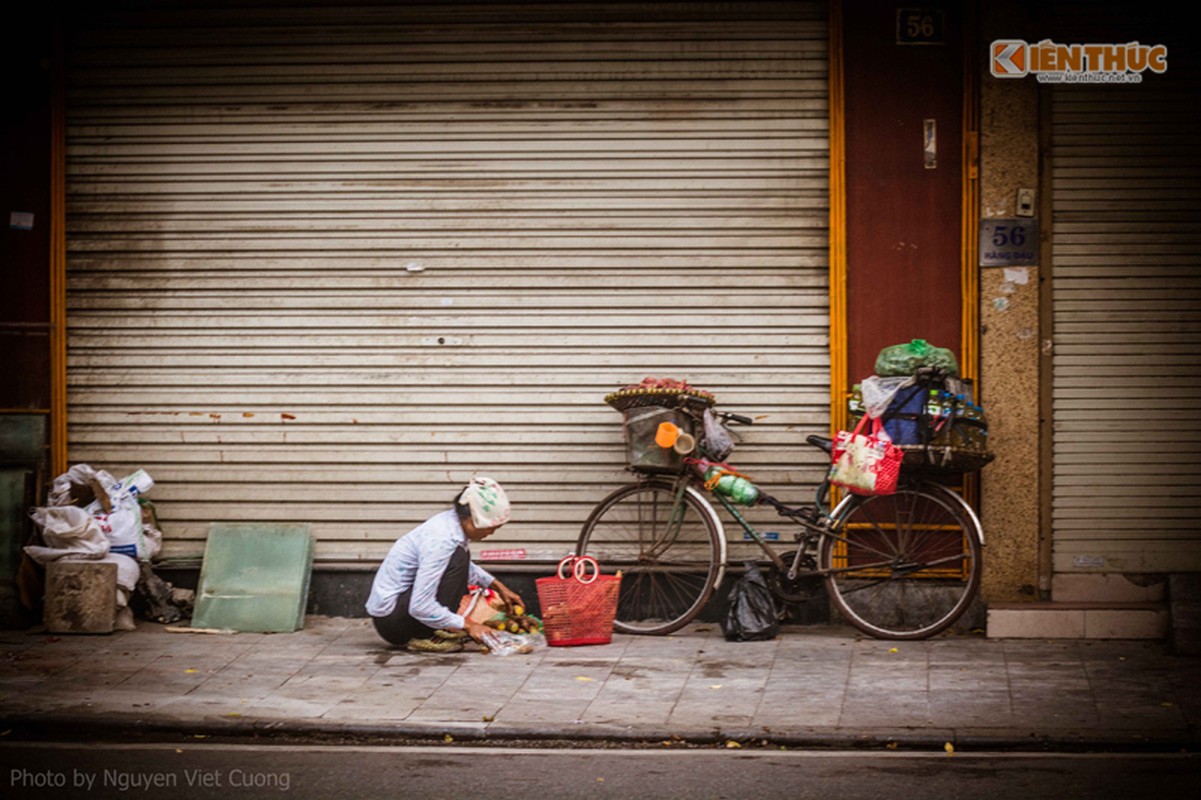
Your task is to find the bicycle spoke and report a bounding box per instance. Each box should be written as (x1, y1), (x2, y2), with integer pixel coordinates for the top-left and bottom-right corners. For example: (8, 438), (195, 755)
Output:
(578, 480), (721, 635)
(823, 484), (983, 640)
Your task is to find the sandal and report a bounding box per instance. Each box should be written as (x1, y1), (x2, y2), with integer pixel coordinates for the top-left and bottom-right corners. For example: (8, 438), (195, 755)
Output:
(405, 636), (464, 654)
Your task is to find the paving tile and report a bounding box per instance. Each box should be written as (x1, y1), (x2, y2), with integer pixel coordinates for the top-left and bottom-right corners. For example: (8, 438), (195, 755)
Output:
(582, 698), (676, 726)
(840, 695), (930, 727)
(847, 670), (929, 692)
(498, 698), (596, 724)
(321, 695), (421, 722)
(756, 705), (844, 727)
(928, 664), (1009, 691)
(244, 693), (342, 718)
(1009, 689), (1101, 728)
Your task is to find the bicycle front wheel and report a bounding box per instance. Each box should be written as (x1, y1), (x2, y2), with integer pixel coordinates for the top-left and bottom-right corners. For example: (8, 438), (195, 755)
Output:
(577, 479), (724, 635)
(821, 482), (983, 640)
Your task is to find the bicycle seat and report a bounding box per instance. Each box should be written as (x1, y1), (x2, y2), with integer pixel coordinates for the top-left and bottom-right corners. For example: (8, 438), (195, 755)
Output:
(806, 434), (833, 453)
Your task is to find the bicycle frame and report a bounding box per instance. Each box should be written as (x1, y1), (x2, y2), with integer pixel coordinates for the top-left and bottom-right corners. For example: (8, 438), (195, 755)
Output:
(653, 448), (828, 584)
(659, 450), (984, 587)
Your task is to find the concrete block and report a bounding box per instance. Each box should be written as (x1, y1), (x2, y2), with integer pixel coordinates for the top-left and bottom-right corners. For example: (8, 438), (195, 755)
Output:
(987, 605), (1084, 638)
(1083, 608), (1168, 639)
(44, 560), (117, 634)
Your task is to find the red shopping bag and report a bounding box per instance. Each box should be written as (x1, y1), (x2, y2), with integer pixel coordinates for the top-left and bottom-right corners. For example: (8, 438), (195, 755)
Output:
(828, 415), (903, 496)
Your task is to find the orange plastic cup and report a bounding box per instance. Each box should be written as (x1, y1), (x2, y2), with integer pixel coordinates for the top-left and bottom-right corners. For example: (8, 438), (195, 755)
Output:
(655, 422), (680, 449)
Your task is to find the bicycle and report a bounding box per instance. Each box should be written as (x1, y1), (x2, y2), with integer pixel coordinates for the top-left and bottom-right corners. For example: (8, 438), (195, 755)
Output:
(576, 394), (985, 641)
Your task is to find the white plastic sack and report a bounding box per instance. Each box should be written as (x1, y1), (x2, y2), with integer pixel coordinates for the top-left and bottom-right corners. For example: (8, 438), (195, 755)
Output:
(861, 375), (917, 419)
(110, 469), (155, 501)
(85, 470), (159, 560)
(47, 464), (116, 507)
(25, 506), (110, 563)
(89, 499), (158, 560)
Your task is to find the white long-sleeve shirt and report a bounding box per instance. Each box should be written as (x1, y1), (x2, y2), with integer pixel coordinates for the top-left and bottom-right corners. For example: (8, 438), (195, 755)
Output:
(365, 509), (495, 630)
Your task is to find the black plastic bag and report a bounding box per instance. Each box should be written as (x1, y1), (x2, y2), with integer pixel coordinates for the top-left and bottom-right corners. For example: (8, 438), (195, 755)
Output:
(722, 562), (780, 641)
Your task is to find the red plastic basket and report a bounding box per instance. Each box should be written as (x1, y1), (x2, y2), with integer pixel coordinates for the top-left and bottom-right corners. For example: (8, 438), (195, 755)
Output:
(535, 557), (622, 647)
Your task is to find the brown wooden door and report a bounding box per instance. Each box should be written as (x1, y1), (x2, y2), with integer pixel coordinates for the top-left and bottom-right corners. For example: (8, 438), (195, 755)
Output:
(842, 1), (966, 391)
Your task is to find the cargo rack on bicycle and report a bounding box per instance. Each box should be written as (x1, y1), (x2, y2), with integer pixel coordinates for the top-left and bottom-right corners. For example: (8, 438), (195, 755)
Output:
(892, 443), (994, 473)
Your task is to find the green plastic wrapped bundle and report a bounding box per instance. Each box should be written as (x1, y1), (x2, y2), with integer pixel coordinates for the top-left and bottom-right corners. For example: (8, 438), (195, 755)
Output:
(874, 339), (959, 377)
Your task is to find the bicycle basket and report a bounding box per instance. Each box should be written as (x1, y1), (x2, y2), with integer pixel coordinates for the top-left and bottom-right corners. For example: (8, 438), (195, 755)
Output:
(535, 557), (622, 647)
(621, 406), (694, 473)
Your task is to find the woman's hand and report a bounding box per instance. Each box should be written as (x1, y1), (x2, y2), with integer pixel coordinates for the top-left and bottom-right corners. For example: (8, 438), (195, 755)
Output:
(463, 618), (497, 646)
(491, 580), (524, 613)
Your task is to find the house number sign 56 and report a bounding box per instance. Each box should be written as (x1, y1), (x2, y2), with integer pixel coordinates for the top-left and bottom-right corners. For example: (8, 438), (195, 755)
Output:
(896, 8), (945, 45)
(979, 218), (1039, 267)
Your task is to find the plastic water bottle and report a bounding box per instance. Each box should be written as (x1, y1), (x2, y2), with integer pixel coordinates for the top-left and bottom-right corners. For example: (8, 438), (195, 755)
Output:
(959, 403), (980, 451)
(848, 385), (864, 419)
(969, 404), (987, 451)
(705, 467), (760, 506)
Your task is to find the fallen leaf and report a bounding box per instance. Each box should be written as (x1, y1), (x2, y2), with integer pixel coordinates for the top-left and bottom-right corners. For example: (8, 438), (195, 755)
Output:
(944, 742), (955, 755)
(886, 741), (898, 750)
(725, 740), (742, 749)
(175, 749), (183, 754)
(888, 647), (899, 653)
(222, 712), (241, 718)
(443, 734), (454, 744)
(575, 676), (594, 682)
(184, 668), (198, 674)
(482, 715), (495, 722)
(709, 684), (723, 690)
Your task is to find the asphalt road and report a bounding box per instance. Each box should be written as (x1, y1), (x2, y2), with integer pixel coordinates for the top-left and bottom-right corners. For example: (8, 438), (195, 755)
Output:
(2, 741), (1197, 800)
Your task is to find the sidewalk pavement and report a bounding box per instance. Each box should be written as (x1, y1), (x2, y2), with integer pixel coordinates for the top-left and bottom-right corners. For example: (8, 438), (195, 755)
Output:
(2, 616), (1198, 751)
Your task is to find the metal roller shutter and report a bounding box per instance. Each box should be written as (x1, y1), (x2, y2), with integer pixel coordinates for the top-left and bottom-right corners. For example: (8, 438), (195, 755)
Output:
(64, 1), (830, 564)
(1050, 46), (1201, 572)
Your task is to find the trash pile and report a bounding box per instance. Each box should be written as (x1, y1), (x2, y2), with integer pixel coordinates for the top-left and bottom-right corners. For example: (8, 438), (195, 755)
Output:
(25, 465), (194, 630)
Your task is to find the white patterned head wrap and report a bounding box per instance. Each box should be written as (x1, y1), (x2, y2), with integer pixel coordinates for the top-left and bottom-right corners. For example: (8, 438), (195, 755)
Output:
(458, 477), (511, 529)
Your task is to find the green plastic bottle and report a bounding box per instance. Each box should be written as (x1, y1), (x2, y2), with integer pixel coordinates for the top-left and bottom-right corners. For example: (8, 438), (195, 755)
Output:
(705, 467), (760, 506)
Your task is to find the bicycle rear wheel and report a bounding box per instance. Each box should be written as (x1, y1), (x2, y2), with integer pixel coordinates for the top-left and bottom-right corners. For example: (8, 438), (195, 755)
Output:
(577, 479), (724, 635)
(821, 482), (982, 640)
